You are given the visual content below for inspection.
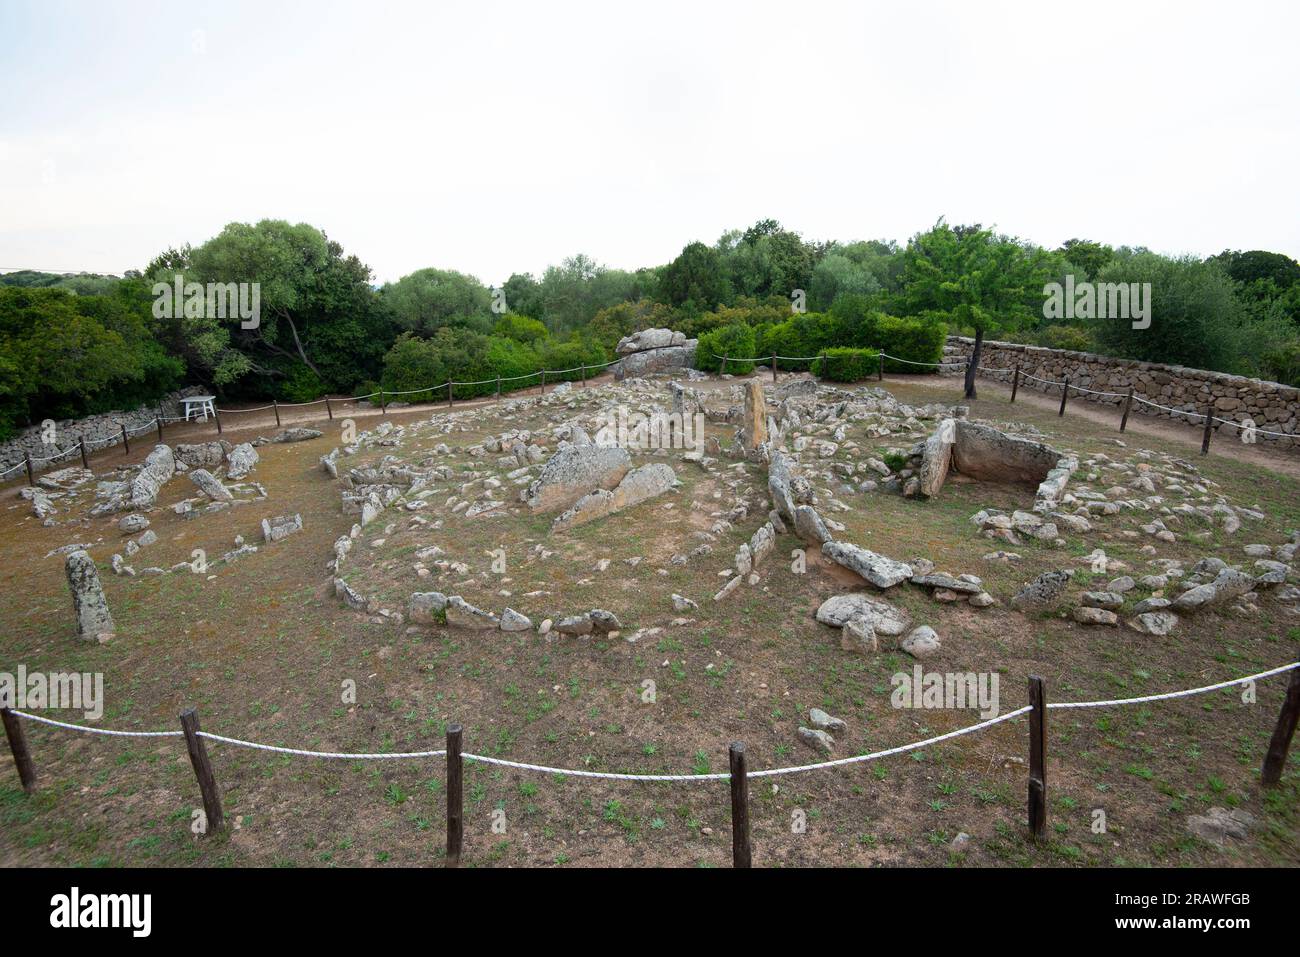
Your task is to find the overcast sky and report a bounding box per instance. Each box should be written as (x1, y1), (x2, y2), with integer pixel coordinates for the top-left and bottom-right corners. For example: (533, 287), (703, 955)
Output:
(2, 0), (1297, 285)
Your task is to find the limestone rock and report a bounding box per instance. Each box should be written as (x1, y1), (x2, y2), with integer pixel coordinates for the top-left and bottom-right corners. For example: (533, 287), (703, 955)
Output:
(64, 549), (114, 642)
(524, 445), (631, 514)
(816, 594), (911, 636)
(901, 625), (941, 657)
(822, 541), (912, 589)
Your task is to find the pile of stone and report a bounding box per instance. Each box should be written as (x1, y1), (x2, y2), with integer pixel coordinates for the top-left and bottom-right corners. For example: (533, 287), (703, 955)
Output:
(612, 328), (698, 380)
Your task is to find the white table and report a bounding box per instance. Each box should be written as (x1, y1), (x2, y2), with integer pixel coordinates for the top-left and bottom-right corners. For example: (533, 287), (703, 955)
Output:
(182, 395), (216, 422)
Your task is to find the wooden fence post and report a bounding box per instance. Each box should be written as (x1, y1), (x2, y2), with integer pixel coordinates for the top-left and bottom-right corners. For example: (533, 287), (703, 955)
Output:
(325, 397), (333, 421)
(78, 435), (89, 470)
(1058, 379), (1069, 417)
(272, 399), (281, 427)
(179, 708), (224, 834)
(878, 351), (884, 382)
(495, 375), (501, 399)
(121, 424), (130, 456)
(156, 410), (164, 442)
(772, 353), (778, 383)
(379, 391), (387, 416)
(446, 723), (463, 867)
(1, 708), (37, 793)
(581, 363), (587, 386)
(1120, 388), (1133, 432)
(1010, 365), (1021, 403)
(1262, 669), (1300, 785)
(23, 454), (34, 486)
(540, 370), (546, 396)
(214, 410), (223, 435)
(1027, 675), (1047, 839)
(1200, 405), (1214, 455)
(447, 381), (454, 409)
(729, 742), (751, 868)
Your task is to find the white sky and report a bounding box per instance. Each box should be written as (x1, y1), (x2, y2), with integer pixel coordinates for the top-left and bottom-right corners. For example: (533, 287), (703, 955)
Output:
(2, 0), (1297, 285)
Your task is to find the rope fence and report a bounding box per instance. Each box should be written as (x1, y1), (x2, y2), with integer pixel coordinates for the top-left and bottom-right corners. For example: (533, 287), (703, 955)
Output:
(4, 660), (1298, 866)
(2, 356), (629, 486)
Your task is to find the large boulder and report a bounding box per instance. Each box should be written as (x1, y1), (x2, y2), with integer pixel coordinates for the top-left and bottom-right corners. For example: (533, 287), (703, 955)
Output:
(768, 449), (798, 522)
(612, 329), (698, 380)
(64, 550), (114, 642)
(129, 444), (176, 508)
(616, 328), (684, 354)
(949, 421), (1061, 486)
(815, 594), (911, 637)
(822, 542), (913, 589)
(551, 463), (677, 531)
(174, 441), (229, 469)
(188, 468), (233, 502)
(524, 445), (631, 513)
(226, 443), (259, 479)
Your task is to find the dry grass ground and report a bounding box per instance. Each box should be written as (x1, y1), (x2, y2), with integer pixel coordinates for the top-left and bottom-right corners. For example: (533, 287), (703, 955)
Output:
(1, 372), (1298, 868)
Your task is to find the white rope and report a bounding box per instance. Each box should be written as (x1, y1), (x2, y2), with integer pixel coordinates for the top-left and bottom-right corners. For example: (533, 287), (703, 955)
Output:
(197, 731), (445, 760)
(9, 709), (182, 738)
(1050, 661), (1300, 710)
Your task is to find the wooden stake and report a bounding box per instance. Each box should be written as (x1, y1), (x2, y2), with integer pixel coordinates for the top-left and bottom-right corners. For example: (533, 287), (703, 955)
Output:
(1200, 404), (1214, 455)
(379, 391), (386, 416)
(446, 723), (463, 867)
(1262, 669), (1300, 785)
(581, 363), (587, 386)
(23, 453), (33, 486)
(214, 410), (223, 435)
(540, 370), (546, 396)
(78, 435), (89, 470)
(1010, 365), (1020, 403)
(1, 707), (36, 793)
(447, 381), (453, 409)
(1120, 388), (1133, 432)
(272, 399), (281, 427)
(495, 376), (501, 399)
(180, 708), (223, 834)
(878, 351), (884, 382)
(1058, 378), (1069, 417)
(773, 353), (778, 383)
(325, 397), (333, 421)
(156, 410), (164, 442)
(1027, 675), (1047, 839)
(121, 424), (130, 455)
(729, 742), (752, 868)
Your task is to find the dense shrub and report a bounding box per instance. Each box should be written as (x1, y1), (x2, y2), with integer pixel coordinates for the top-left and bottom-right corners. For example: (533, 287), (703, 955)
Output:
(1037, 324), (1094, 352)
(758, 312), (841, 370)
(812, 347), (879, 382)
(869, 314), (946, 373)
(695, 323), (757, 374)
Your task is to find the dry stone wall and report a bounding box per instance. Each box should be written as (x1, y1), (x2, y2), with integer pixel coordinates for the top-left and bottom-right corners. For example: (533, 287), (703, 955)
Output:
(0, 387), (207, 475)
(943, 336), (1300, 448)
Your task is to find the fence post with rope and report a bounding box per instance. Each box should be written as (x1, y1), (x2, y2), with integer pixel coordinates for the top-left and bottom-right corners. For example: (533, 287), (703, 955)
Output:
(1058, 378), (1069, 417)
(1027, 675), (1047, 839)
(1201, 404), (1214, 455)
(1263, 669), (1300, 785)
(729, 741), (751, 868)
(78, 435), (89, 470)
(1, 707), (36, 793)
(446, 723), (463, 867)
(23, 453), (33, 487)
(180, 708), (224, 834)
(1010, 364), (1020, 403)
(1120, 388), (1133, 432)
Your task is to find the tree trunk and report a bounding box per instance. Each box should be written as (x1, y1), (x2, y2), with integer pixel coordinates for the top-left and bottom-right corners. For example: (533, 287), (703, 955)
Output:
(964, 328), (982, 399)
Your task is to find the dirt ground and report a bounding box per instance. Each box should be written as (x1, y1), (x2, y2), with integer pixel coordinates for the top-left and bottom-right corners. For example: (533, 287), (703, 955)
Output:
(1, 370), (1298, 868)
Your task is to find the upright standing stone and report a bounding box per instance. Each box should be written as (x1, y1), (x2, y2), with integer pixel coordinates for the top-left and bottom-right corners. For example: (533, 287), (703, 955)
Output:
(65, 549), (114, 642)
(742, 379), (768, 449)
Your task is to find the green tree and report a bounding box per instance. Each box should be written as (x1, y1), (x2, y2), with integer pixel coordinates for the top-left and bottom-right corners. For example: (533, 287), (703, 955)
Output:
(658, 241), (730, 312)
(900, 222), (1050, 397)
(382, 266), (493, 336)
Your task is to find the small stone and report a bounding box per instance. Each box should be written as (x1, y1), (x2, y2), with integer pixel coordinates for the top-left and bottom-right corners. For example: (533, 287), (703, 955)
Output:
(808, 708), (847, 733)
(901, 625), (941, 657)
(796, 727), (834, 755)
(1072, 606), (1118, 626)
